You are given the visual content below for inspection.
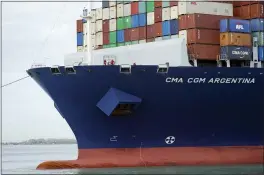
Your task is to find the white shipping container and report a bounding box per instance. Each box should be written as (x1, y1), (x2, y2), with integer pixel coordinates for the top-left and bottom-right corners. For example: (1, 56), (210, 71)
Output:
(155, 37), (163, 41)
(117, 4), (124, 17)
(96, 8), (103, 20)
(170, 6), (178, 19)
(139, 40), (146, 44)
(178, 1), (233, 16)
(90, 23), (96, 35)
(90, 10), (96, 23)
(103, 8), (110, 20)
(109, 19), (117, 31)
(109, 0), (116, 6)
(162, 7), (171, 21)
(110, 6), (117, 19)
(147, 12), (154, 25)
(96, 20), (103, 32)
(124, 4), (131, 16)
(179, 30), (187, 40)
(77, 46), (83, 52)
(96, 32), (103, 46)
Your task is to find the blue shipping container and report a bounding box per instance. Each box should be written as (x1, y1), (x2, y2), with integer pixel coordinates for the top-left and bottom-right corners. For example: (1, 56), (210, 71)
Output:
(138, 1), (146, 14)
(117, 30), (125, 43)
(139, 13), (146, 27)
(170, 19), (179, 35)
(162, 1), (170, 7)
(162, 21), (170, 36)
(220, 46), (252, 60)
(220, 19), (250, 33)
(251, 18), (264, 32)
(258, 47), (264, 61)
(77, 32), (83, 46)
(131, 15), (139, 28)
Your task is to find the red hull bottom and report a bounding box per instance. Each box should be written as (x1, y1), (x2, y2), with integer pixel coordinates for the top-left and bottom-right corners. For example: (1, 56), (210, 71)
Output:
(36, 146), (263, 169)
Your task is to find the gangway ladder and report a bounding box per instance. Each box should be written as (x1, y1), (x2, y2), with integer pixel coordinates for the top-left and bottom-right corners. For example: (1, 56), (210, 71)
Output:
(250, 37), (262, 68)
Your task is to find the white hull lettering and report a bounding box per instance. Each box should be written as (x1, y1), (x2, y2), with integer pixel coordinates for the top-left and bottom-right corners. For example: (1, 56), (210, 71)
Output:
(166, 77), (255, 84)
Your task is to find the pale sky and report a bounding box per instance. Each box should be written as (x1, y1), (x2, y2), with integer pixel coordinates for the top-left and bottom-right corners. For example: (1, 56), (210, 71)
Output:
(2, 1), (101, 142)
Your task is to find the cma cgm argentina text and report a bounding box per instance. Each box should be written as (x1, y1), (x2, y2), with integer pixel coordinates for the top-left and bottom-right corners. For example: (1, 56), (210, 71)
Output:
(27, 37), (264, 169)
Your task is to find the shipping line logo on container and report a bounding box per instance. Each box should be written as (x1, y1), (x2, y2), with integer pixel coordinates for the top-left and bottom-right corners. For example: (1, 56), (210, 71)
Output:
(165, 77), (255, 84)
(236, 24), (244, 30)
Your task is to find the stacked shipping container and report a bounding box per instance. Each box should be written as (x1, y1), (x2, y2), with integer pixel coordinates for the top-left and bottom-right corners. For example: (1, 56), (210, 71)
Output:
(219, 18), (252, 60)
(78, 1), (264, 63)
(178, 1), (233, 61)
(76, 19), (85, 52)
(233, 1), (264, 61)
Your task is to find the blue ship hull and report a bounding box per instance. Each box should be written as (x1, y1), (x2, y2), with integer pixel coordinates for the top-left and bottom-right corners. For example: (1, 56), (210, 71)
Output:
(27, 65), (264, 169)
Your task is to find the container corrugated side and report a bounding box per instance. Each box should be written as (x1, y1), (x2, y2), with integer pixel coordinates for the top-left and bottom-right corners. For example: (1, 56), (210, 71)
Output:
(154, 7), (162, 23)
(258, 46), (264, 61)
(220, 19), (251, 33)
(77, 32), (83, 46)
(180, 29), (220, 45)
(124, 3), (131, 16)
(132, 15), (139, 28)
(220, 46), (252, 60)
(162, 7), (171, 21)
(178, 1), (233, 16)
(117, 30), (125, 43)
(96, 32), (103, 46)
(110, 6), (117, 19)
(139, 13), (147, 26)
(188, 44), (220, 60)
(117, 4), (124, 17)
(252, 32), (264, 46)
(251, 18), (264, 32)
(95, 20), (103, 32)
(102, 1), (109, 8)
(220, 33), (252, 47)
(76, 20), (83, 33)
(170, 19), (179, 35)
(96, 8), (103, 20)
(147, 12), (155, 25)
(131, 2), (139, 15)
(138, 1), (146, 14)
(103, 8), (110, 20)
(109, 19), (116, 31)
(170, 6), (178, 19)
(162, 21), (170, 36)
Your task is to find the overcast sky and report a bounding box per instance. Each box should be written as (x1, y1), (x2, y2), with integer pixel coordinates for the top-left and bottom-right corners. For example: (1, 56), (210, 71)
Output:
(2, 1), (101, 142)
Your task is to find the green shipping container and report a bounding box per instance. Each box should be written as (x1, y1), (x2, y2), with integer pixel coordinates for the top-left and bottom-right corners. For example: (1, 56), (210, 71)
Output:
(109, 31), (117, 44)
(131, 41), (139, 45)
(109, 43), (117, 48)
(252, 32), (264, 46)
(117, 18), (125, 30)
(117, 43), (125, 47)
(124, 16), (132, 29)
(146, 1), (154, 12)
(103, 44), (117, 48)
(125, 42), (132, 45)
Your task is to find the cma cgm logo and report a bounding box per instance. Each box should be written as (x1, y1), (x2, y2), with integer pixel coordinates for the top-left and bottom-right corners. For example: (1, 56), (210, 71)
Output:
(236, 24), (244, 30)
(232, 50), (249, 55)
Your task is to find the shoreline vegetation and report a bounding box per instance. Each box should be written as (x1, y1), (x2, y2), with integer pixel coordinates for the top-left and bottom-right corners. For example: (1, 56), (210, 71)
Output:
(2, 138), (77, 145)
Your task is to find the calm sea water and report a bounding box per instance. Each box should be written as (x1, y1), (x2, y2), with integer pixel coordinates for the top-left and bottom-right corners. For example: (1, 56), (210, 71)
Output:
(2, 144), (263, 174)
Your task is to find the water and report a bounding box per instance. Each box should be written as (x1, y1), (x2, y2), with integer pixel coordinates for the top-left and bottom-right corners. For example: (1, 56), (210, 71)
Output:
(2, 144), (263, 174)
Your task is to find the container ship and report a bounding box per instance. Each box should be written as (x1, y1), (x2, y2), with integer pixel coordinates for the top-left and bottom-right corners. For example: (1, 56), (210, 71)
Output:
(27, 1), (264, 169)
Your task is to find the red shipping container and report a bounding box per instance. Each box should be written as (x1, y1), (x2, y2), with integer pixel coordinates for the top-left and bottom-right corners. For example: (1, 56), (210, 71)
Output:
(103, 20), (109, 32)
(131, 28), (139, 41)
(147, 38), (155, 43)
(155, 22), (162, 37)
(103, 32), (109, 45)
(179, 14), (231, 30)
(233, 6), (251, 19)
(250, 3), (264, 18)
(139, 26), (146, 40)
(131, 2), (139, 15)
(187, 44), (220, 61)
(147, 25), (155, 39)
(170, 1), (178, 6)
(155, 1), (162, 7)
(154, 8), (162, 23)
(125, 29), (131, 42)
(76, 19), (83, 33)
(186, 29), (220, 45)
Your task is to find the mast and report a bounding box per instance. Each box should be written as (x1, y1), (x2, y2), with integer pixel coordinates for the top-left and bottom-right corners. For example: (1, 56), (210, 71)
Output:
(82, 2), (92, 65)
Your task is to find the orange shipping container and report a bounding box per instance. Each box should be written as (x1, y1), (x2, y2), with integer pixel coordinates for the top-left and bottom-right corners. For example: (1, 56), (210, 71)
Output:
(233, 6), (251, 19)
(76, 20), (83, 33)
(188, 44), (220, 61)
(220, 33), (252, 47)
(185, 29), (220, 45)
(155, 1), (162, 7)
